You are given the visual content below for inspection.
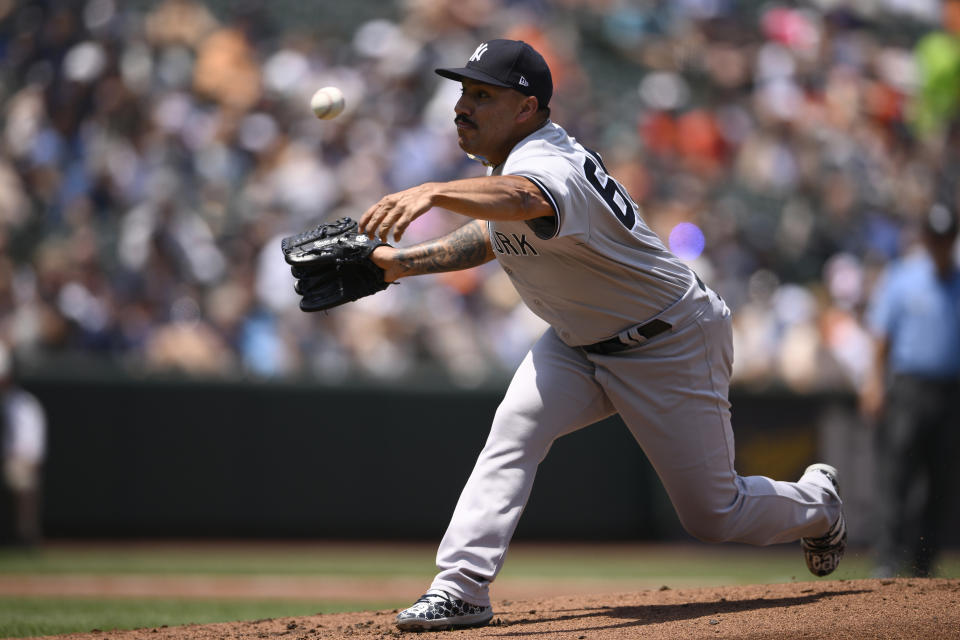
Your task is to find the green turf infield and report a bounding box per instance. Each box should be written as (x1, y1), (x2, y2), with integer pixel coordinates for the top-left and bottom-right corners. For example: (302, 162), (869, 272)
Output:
(0, 543), (955, 638)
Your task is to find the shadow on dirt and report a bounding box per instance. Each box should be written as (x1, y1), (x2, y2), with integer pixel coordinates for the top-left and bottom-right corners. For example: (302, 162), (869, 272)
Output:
(488, 588), (873, 635)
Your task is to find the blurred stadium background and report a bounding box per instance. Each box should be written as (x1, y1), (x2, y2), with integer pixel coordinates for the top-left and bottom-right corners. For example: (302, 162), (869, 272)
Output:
(0, 0), (959, 622)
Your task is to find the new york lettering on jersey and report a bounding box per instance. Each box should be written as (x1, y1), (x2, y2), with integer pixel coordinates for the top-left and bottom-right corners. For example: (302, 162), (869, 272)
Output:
(491, 231), (539, 256)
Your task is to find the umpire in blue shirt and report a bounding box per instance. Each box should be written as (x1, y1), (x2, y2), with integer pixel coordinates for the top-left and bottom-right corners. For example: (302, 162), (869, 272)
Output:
(861, 202), (960, 577)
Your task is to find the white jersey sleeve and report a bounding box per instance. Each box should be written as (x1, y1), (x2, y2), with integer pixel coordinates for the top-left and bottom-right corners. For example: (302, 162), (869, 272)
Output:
(499, 139), (593, 239)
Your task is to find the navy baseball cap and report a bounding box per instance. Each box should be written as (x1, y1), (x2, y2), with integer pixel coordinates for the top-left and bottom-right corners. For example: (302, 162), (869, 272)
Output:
(436, 39), (553, 109)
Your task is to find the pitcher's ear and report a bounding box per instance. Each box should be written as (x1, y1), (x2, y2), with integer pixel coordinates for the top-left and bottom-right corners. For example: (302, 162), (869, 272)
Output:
(517, 95), (539, 121)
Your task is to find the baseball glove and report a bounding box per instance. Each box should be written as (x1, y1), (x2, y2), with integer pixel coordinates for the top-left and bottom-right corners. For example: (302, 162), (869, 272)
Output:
(281, 217), (391, 312)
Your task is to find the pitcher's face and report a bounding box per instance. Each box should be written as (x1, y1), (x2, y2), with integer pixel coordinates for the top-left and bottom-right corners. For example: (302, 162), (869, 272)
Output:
(453, 79), (535, 166)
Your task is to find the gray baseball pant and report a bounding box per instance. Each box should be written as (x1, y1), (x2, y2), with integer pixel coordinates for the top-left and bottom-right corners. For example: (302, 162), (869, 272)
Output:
(429, 288), (842, 607)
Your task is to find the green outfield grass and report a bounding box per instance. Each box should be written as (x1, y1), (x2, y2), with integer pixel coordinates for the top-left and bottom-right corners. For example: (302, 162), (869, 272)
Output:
(0, 597), (382, 639)
(0, 542), (956, 638)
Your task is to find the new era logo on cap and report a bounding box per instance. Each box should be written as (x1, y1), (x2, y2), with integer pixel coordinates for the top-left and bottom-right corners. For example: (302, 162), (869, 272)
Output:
(435, 39), (553, 109)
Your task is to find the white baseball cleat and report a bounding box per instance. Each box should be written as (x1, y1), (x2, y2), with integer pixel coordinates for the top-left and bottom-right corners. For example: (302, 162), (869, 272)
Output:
(395, 590), (493, 631)
(800, 463), (847, 577)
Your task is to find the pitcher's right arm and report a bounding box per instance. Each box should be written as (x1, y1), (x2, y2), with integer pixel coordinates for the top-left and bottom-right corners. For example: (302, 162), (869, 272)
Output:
(370, 219), (495, 283)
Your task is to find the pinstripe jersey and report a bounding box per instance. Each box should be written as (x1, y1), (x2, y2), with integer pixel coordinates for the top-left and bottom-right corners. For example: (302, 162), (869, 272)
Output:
(487, 121), (698, 347)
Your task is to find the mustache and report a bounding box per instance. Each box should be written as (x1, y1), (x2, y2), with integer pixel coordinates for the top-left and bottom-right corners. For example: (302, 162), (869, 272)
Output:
(455, 115), (476, 127)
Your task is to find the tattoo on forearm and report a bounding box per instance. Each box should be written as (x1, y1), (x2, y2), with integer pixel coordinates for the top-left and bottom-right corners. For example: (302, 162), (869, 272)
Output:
(395, 221), (493, 276)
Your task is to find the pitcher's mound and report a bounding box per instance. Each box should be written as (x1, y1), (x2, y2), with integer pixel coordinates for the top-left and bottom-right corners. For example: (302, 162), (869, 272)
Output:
(33, 578), (960, 640)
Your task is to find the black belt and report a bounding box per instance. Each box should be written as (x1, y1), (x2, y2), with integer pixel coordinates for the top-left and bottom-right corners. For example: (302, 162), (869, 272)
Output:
(581, 318), (673, 355)
(580, 276), (705, 355)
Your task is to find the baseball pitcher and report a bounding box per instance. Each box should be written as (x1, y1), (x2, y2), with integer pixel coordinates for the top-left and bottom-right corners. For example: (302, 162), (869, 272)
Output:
(287, 39), (847, 632)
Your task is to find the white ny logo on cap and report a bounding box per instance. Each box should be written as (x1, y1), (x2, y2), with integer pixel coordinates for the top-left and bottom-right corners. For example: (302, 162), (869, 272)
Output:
(468, 43), (488, 62)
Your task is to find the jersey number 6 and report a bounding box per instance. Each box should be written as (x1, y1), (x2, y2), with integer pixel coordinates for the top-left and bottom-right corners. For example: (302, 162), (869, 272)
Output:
(583, 156), (636, 230)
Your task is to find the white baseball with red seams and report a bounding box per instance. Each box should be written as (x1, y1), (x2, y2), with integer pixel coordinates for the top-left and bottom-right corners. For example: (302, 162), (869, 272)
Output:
(310, 86), (345, 119)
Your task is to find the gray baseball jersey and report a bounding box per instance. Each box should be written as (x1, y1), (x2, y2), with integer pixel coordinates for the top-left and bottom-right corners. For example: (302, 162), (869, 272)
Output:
(487, 121), (694, 346)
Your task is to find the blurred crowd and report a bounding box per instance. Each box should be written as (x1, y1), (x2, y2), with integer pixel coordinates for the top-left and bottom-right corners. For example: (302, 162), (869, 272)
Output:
(1, 0), (959, 390)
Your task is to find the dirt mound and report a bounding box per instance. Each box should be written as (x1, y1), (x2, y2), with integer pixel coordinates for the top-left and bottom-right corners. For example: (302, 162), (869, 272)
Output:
(27, 578), (960, 640)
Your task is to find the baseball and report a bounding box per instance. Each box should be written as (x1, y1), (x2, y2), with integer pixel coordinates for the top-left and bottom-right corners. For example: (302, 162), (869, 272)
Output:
(310, 86), (345, 120)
